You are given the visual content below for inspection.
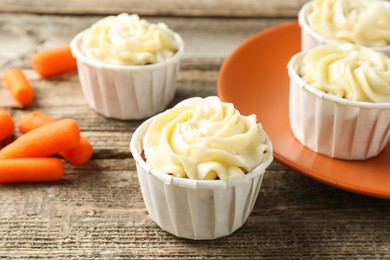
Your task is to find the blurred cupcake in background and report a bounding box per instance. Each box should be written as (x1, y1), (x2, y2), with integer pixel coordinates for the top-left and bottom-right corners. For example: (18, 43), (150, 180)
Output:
(71, 13), (184, 119)
(299, 0), (390, 55)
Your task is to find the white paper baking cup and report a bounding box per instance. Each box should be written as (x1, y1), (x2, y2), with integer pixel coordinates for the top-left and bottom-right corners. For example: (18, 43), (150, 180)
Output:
(130, 116), (273, 240)
(70, 30), (184, 120)
(298, 0), (390, 56)
(288, 52), (390, 160)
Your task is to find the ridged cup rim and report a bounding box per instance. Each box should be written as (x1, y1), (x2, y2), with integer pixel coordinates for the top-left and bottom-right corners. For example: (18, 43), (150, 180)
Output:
(130, 116), (274, 190)
(288, 51), (390, 109)
(298, 0), (390, 53)
(70, 29), (185, 71)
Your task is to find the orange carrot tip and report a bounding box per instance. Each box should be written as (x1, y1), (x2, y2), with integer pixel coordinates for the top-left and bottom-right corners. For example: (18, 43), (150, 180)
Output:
(31, 45), (77, 78)
(18, 111), (93, 165)
(60, 136), (93, 165)
(0, 118), (80, 160)
(18, 111), (55, 134)
(0, 109), (14, 142)
(0, 158), (63, 183)
(3, 69), (34, 106)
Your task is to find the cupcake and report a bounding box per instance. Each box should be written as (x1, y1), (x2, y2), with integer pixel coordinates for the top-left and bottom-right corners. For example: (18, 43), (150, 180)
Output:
(71, 13), (184, 119)
(299, 0), (390, 55)
(130, 96), (273, 240)
(288, 44), (390, 160)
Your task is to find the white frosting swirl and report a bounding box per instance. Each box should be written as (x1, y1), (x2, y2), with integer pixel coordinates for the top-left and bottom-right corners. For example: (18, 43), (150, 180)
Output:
(80, 13), (180, 65)
(300, 44), (390, 102)
(143, 96), (270, 180)
(307, 0), (390, 47)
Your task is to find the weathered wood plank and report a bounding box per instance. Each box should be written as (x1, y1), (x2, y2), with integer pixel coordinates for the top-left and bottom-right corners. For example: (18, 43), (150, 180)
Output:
(0, 14), (290, 71)
(0, 160), (389, 259)
(0, 0), (307, 17)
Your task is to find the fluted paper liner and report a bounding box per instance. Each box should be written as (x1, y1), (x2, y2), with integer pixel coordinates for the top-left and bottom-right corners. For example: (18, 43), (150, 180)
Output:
(71, 30), (184, 120)
(130, 116), (273, 240)
(288, 53), (390, 160)
(298, 1), (390, 56)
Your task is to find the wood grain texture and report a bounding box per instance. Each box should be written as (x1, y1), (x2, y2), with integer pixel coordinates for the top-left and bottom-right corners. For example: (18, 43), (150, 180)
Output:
(0, 12), (390, 260)
(0, 14), (288, 70)
(0, 0), (307, 17)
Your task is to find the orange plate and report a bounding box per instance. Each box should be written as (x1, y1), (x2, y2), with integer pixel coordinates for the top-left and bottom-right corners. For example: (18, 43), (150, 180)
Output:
(218, 21), (390, 199)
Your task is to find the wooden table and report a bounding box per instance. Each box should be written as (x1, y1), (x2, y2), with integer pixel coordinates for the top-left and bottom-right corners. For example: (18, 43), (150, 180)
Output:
(1, 1), (389, 259)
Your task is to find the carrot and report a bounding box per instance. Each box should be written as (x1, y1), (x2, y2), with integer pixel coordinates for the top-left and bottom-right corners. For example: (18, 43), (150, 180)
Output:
(31, 45), (77, 77)
(18, 111), (55, 134)
(3, 69), (34, 106)
(0, 158), (63, 183)
(59, 137), (93, 165)
(18, 112), (93, 165)
(0, 109), (14, 142)
(0, 118), (80, 159)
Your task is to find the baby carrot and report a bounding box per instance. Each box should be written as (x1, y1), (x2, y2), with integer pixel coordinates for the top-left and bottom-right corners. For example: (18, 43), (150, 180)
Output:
(0, 158), (63, 183)
(0, 118), (80, 159)
(0, 109), (14, 142)
(18, 112), (93, 165)
(18, 111), (55, 134)
(31, 45), (77, 77)
(3, 69), (34, 106)
(59, 137), (93, 165)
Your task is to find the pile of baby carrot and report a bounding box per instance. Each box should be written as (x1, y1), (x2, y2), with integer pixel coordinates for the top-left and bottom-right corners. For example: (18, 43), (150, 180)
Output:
(3, 45), (77, 106)
(0, 45), (92, 183)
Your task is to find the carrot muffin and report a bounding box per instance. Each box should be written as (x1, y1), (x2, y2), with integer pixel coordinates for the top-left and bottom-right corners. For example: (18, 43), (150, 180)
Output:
(299, 0), (390, 54)
(288, 44), (390, 159)
(130, 96), (273, 239)
(71, 13), (184, 119)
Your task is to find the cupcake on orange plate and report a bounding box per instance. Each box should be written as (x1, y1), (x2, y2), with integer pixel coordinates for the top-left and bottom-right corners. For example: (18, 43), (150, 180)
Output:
(298, 0), (390, 55)
(130, 96), (273, 240)
(288, 43), (390, 160)
(71, 13), (184, 120)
